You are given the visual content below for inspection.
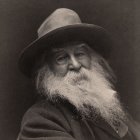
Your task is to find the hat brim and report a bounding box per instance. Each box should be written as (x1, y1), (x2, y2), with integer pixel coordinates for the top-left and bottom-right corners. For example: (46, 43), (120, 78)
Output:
(19, 23), (113, 77)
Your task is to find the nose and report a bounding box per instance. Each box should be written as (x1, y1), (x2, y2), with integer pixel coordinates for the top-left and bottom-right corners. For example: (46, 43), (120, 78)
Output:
(68, 55), (81, 71)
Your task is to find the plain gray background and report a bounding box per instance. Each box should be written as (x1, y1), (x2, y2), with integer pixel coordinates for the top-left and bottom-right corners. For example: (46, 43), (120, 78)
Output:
(0, 0), (140, 140)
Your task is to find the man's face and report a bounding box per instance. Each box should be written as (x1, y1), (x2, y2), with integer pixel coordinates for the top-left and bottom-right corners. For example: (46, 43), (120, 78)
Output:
(36, 42), (126, 129)
(49, 42), (91, 76)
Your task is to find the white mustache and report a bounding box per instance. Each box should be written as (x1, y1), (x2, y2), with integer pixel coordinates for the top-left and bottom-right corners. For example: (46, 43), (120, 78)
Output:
(64, 69), (89, 85)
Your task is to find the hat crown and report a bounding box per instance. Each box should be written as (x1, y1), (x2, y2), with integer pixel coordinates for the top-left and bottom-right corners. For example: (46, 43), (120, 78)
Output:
(38, 8), (81, 38)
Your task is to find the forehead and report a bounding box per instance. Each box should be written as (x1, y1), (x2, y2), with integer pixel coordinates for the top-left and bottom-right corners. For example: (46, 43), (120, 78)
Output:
(51, 42), (90, 53)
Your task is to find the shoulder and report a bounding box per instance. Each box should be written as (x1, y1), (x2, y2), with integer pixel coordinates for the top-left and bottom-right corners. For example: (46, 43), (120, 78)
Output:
(21, 100), (73, 132)
(22, 100), (57, 121)
(23, 100), (59, 118)
(17, 100), (77, 140)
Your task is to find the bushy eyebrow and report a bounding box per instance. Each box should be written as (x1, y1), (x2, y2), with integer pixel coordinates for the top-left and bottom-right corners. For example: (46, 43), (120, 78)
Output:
(75, 43), (89, 51)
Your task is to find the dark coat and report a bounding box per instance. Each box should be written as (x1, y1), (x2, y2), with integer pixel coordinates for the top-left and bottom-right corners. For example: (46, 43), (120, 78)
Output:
(17, 100), (137, 140)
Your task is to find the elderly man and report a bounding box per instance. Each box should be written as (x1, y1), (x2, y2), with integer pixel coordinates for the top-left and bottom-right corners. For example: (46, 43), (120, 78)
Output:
(17, 8), (140, 140)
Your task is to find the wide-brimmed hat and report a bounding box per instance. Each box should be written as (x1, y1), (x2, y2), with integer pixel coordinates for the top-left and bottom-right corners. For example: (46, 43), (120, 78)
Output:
(18, 8), (113, 77)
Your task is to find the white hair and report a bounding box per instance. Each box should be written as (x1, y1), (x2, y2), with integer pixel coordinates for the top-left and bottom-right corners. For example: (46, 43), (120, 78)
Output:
(35, 52), (127, 131)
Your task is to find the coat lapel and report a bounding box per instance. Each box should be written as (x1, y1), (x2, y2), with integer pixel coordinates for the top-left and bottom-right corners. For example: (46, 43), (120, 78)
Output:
(88, 118), (121, 139)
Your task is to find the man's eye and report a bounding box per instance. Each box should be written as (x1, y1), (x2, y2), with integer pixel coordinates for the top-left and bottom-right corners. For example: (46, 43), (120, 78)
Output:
(76, 52), (85, 57)
(56, 55), (68, 64)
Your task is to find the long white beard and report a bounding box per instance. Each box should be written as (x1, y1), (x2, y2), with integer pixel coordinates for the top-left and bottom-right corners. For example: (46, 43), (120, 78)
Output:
(36, 61), (127, 130)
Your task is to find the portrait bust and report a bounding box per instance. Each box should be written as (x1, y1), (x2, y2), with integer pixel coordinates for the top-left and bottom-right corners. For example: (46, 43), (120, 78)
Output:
(17, 8), (140, 140)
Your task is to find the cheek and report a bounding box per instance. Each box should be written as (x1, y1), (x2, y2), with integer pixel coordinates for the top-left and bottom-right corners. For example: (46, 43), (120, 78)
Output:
(80, 56), (91, 69)
(51, 64), (68, 76)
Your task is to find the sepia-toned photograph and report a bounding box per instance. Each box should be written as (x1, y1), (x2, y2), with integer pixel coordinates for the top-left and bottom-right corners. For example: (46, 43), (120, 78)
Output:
(0, 0), (140, 140)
